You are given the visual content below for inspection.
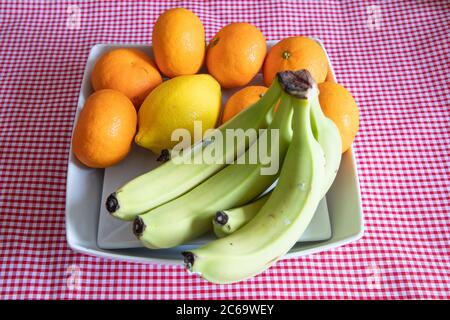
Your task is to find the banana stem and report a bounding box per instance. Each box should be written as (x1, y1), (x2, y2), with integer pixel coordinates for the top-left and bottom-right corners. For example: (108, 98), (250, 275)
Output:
(277, 70), (315, 100)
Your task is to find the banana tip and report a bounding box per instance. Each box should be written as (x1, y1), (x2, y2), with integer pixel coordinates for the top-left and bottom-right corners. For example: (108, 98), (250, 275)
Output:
(182, 251), (195, 270)
(156, 149), (170, 162)
(133, 216), (146, 237)
(214, 211), (229, 225)
(105, 193), (119, 214)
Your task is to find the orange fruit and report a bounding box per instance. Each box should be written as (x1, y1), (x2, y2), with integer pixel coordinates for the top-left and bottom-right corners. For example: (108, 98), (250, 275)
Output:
(263, 36), (328, 86)
(72, 89), (137, 168)
(206, 23), (266, 88)
(152, 8), (205, 78)
(91, 48), (162, 108)
(318, 82), (360, 153)
(222, 86), (268, 123)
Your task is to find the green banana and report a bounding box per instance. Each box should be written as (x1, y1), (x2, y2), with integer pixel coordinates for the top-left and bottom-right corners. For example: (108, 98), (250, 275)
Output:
(182, 70), (326, 284)
(310, 88), (342, 197)
(213, 193), (269, 238)
(106, 80), (282, 220)
(211, 80), (342, 241)
(133, 89), (293, 249)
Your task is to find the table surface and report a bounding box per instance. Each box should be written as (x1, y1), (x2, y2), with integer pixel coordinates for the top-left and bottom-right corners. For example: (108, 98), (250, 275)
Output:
(0, 0), (449, 299)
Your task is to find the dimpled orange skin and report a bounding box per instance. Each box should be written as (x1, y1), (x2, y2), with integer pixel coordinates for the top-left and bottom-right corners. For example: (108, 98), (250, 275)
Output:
(72, 89), (137, 168)
(222, 86), (268, 123)
(318, 82), (360, 153)
(206, 23), (266, 88)
(263, 36), (328, 86)
(152, 8), (205, 78)
(91, 48), (162, 108)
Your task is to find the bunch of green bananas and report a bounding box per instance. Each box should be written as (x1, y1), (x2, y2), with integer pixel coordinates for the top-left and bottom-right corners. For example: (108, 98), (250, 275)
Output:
(106, 69), (341, 284)
(105, 80), (281, 220)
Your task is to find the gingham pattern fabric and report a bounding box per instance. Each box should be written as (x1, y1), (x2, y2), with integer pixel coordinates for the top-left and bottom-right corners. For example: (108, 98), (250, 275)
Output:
(0, 0), (449, 299)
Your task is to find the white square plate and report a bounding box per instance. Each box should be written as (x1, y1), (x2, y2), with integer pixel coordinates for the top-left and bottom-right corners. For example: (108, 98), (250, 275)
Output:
(65, 40), (364, 264)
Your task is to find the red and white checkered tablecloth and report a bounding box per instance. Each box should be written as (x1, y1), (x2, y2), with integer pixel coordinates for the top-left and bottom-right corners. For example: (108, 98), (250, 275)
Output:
(0, 0), (449, 300)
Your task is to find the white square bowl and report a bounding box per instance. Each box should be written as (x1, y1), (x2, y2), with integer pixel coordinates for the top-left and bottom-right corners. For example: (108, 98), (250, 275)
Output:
(65, 40), (364, 264)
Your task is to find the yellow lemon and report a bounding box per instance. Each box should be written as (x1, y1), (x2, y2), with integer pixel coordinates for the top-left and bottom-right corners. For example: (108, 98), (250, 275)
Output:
(136, 74), (221, 153)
